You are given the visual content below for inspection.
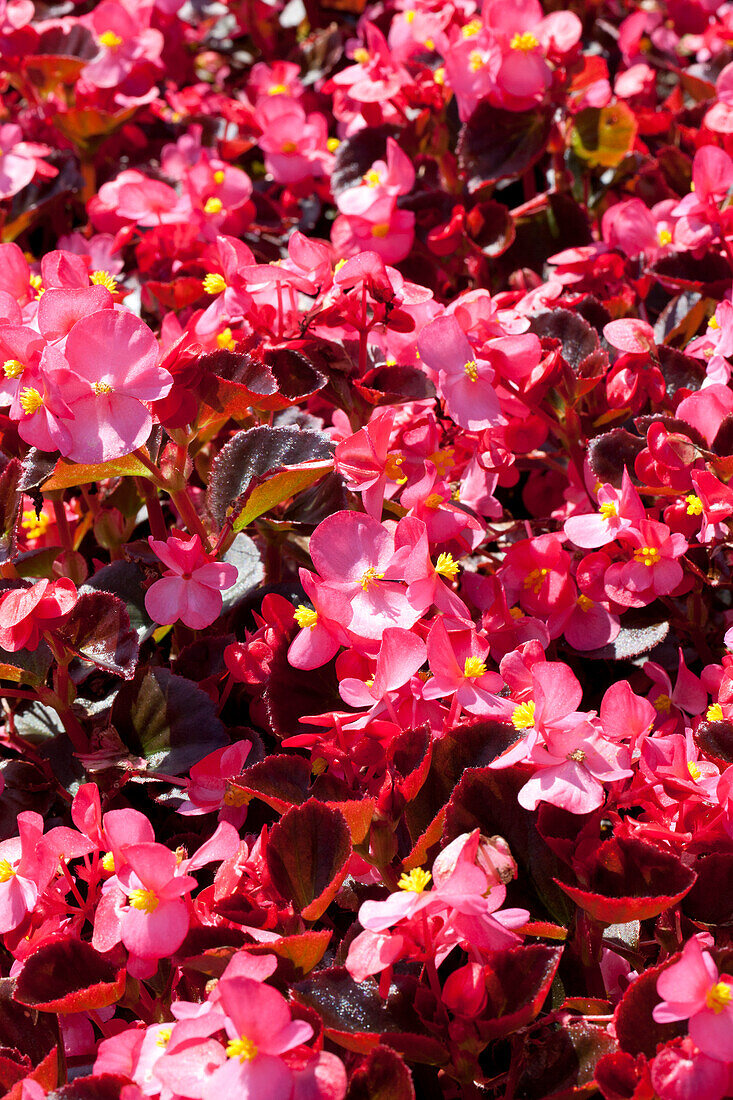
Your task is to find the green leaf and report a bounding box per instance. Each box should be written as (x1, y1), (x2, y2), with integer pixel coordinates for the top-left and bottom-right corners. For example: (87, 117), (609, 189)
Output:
(41, 454), (152, 491)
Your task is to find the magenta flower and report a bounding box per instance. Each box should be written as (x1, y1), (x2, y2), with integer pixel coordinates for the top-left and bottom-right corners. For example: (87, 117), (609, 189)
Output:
(604, 519), (688, 607)
(202, 976), (314, 1100)
(564, 471), (645, 549)
(0, 123), (56, 201)
(83, 0), (164, 89)
(116, 842), (197, 960)
(653, 937), (733, 1062)
(422, 618), (503, 716)
(417, 314), (500, 430)
(60, 309), (173, 463)
(145, 534), (238, 631)
(0, 577), (78, 652)
(0, 812), (56, 934)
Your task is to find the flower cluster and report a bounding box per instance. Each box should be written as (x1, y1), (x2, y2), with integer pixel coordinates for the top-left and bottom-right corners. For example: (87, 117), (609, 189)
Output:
(3, 0), (733, 1097)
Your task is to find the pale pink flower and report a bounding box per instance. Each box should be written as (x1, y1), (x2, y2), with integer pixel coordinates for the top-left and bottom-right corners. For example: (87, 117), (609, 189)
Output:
(145, 534), (238, 631)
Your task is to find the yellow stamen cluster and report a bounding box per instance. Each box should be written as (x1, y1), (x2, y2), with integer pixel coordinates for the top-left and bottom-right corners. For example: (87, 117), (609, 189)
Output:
(688, 761), (701, 781)
(654, 693), (672, 713)
(327, 137), (341, 152)
(599, 501), (617, 520)
(469, 50), (484, 72)
(398, 867), (431, 892)
(128, 888), (159, 913)
(567, 748), (586, 763)
(361, 566), (384, 590)
(371, 222), (390, 238)
(709, 314), (720, 330)
(577, 594), (593, 612)
(435, 552), (460, 579)
(512, 700), (536, 730)
(462, 18), (482, 37)
(464, 359), (479, 381)
(21, 508), (50, 541)
(156, 1028), (172, 1047)
(203, 273), (227, 295)
(633, 545), (660, 567)
(90, 270), (118, 292)
(384, 452), (405, 481)
(523, 566), (549, 593)
(216, 327), (235, 350)
(706, 982), (733, 1014)
(204, 197), (224, 215)
(93, 381), (113, 395)
(424, 493), (444, 509)
(226, 1036), (259, 1062)
(0, 859), (16, 882)
(102, 851), (115, 873)
(99, 30), (123, 48)
(19, 387), (42, 415)
(213, 169), (225, 184)
(685, 494), (703, 516)
(223, 783), (248, 807)
(707, 703), (724, 722)
(294, 604), (318, 629)
(353, 47), (369, 63)
(268, 83), (289, 96)
(463, 655), (487, 679)
(3, 359), (24, 378)
(364, 169), (381, 187)
(510, 31), (539, 50)
(658, 228), (672, 246)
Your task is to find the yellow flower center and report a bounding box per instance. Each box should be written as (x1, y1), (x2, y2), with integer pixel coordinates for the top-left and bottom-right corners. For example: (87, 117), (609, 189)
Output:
(90, 270), (118, 292)
(464, 359), (479, 381)
(29, 273), (43, 292)
(463, 655), (487, 679)
(99, 30), (123, 48)
(707, 703), (724, 722)
(384, 452), (405, 481)
(654, 693), (672, 713)
(128, 888), (159, 913)
(226, 1036), (259, 1062)
(425, 493), (444, 510)
(567, 748), (586, 762)
(512, 700), (536, 730)
(294, 604), (318, 629)
(213, 169), (225, 184)
(360, 566), (384, 590)
(327, 137), (340, 152)
(223, 783), (248, 807)
(398, 867), (431, 892)
(658, 228), (672, 246)
(156, 1028), (172, 1047)
(0, 859), (16, 882)
(268, 83), (289, 95)
(3, 359), (25, 378)
(204, 197), (224, 215)
(469, 50), (484, 71)
(21, 509), (50, 541)
(101, 851), (115, 872)
(462, 18), (482, 37)
(435, 552), (460, 579)
(511, 31), (539, 50)
(19, 387), (42, 415)
(599, 501), (617, 520)
(371, 222), (390, 238)
(577, 594), (593, 612)
(706, 982), (733, 1014)
(364, 169), (381, 187)
(709, 314), (720, 330)
(523, 567), (549, 594)
(685, 494), (703, 516)
(633, 546), (661, 567)
(217, 327), (235, 350)
(424, 37), (435, 49)
(688, 761), (701, 781)
(434, 67), (445, 84)
(353, 47), (369, 63)
(405, 9), (415, 22)
(93, 381), (113, 395)
(203, 273), (227, 295)
(509, 606), (524, 619)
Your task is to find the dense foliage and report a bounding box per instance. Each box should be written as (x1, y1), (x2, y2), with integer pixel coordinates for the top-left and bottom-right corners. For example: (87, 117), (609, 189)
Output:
(4, 0), (733, 1097)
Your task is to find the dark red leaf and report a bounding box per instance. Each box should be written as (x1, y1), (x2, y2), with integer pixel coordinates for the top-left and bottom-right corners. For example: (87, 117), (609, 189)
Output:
(346, 1046), (415, 1100)
(477, 944), (563, 1042)
(458, 103), (553, 189)
(55, 590), (139, 679)
(613, 959), (686, 1057)
(266, 799), (352, 920)
(14, 937), (125, 1014)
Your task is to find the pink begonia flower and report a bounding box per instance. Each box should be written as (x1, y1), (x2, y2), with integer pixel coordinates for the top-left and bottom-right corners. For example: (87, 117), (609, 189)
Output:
(483, 0), (582, 109)
(201, 976), (314, 1100)
(498, 533), (575, 619)
(564, 471), (645, 549)
(417, 314), (500, 430)
(676, 385), (733, 448)
(650, 1037), (732, 1100)
(391, 515), (472, 625)
(604, 519), (687, 607)
(115, 842), (198, 959)
(336, 137), (414, 218)
(0, 812), (57, 934)
(705, 60), (733, 135)
(0, 123), (57, 200)
(516, 724), (632, 814)
(83, 0), (164, 89)
(339, 627), (427, 710)
(688, 470), (733, 542)
(288, 567), (353, 670)
(334, 405), (402, 519)
(600, 680), (656, 749)
(257, 97), (332, 185)
(686, 301), (733, 387)
(644, 649), (708, 719)
(603, 317), (657, 355)
(332, 195), (415, 265)
(179, 741), (253, 826)
(672, 146), (733, 251)
(58, 309), (173, 463)
(307, 510), (421, 644)
(196, 233), (256, 337)
(548, 588), (620, 652)
(0, 577), (78, 652)
(490, 660), (586, 768)
(653, 937), (733, 1062)
(422, 618), (503, 717)
(146, 533), (238, 631)
(0, 324), (47, 407)
(329, 22), (410, 104)
(601, 197), (675, 262)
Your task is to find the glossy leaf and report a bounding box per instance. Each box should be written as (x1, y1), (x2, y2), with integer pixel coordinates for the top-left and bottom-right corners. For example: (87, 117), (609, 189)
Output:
(266, 799), (351, 920)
